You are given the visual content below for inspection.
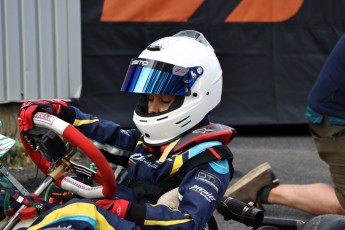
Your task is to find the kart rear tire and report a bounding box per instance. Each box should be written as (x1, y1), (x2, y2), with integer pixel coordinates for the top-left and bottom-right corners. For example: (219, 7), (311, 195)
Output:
(303, 214), (345, 230)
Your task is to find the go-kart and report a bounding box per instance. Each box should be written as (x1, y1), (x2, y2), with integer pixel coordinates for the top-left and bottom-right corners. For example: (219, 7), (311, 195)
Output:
(0, 112), (116, 229)
(0, 112), (345, 230)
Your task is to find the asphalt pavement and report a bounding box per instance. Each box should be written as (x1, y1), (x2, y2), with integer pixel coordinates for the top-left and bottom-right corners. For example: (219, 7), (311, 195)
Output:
(215, 129), (333, 230)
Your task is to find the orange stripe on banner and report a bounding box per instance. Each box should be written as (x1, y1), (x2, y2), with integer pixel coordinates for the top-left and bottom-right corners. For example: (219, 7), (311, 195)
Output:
(101, 0), (204, 22)
(225, 0), (304, 23)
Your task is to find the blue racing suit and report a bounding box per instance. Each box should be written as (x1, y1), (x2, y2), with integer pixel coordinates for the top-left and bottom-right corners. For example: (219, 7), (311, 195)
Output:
(26, 107), (234, 230)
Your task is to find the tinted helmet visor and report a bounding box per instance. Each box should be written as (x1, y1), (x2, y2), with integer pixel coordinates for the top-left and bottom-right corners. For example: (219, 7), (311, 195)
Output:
(121, 58), (203, 96)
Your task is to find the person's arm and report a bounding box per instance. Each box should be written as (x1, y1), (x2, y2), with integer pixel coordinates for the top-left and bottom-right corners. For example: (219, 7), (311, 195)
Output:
(70, 106), (140, 166)
(108, 161), (230, 229)
(146, 163), (230, 229)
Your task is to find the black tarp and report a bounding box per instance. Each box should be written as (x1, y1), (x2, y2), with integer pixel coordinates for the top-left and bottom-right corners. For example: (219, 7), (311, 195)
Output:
(80, 0), (345, 128)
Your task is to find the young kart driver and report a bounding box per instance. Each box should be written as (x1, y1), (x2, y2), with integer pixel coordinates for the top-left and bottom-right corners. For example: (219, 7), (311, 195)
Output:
(16, 30), (235, 229)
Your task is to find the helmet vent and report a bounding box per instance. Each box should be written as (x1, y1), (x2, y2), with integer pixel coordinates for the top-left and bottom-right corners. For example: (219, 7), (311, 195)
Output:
(139, 120), (148, 122)
(176, 116), (190, 124)
(147, 46), (161, 51)
(181, 120), (191, 128)
(157, 116), (168, 121)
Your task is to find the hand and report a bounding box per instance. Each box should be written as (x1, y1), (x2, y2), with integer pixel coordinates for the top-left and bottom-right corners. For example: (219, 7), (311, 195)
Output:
(96, 199), (129, 219)
(18, 100), (72, 132)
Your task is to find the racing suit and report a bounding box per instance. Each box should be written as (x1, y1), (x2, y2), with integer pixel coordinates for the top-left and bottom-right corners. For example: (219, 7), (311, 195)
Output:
(26, 106), (234, 230)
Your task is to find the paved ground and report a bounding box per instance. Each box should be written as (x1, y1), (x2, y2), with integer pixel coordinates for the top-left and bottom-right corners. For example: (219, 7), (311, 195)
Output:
(4, 131), (334, 230)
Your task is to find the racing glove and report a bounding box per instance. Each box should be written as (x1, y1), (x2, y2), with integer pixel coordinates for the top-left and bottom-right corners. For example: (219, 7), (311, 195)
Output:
(18, 99), (76, 132)
(95, 199), (146, 226)
(95, 199), (129, 219)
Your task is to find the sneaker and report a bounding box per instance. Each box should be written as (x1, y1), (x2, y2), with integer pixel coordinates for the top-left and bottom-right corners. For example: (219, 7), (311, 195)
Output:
(225, 162), (279, 209)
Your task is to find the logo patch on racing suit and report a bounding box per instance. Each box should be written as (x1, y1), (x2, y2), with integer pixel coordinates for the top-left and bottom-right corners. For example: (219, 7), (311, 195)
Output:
(129, 153), (159, 168)
(195, 170), (220, 192)
(189, 185), (216, 202)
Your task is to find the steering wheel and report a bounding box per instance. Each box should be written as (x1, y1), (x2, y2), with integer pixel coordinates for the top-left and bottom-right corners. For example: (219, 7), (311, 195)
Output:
(20, 112), (116, 199)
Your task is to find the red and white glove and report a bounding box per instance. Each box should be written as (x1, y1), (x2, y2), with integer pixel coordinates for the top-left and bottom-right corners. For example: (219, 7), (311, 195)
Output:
(18, 99), (73, 132)
(96, 199), (129, 219)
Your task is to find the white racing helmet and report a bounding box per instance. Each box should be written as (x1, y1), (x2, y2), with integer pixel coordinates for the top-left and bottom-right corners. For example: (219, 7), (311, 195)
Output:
(121, 30), (223, 145)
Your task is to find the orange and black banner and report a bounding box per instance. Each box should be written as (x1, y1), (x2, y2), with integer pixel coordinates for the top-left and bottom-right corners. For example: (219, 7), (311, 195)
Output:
(80, 0), (345, 127)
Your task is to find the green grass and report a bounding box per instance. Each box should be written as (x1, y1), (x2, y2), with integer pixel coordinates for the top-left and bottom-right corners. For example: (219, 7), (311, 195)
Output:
(2, 139), (34, 167)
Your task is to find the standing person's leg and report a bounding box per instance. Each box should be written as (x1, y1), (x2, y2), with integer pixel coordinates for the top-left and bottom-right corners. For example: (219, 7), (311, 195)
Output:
(267, 183), (345, 215)
(306, 119), (345, 213)
(226, 119), (345, 215)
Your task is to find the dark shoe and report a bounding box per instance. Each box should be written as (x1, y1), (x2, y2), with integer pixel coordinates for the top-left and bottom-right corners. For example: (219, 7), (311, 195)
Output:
(225, 162), (279, 209)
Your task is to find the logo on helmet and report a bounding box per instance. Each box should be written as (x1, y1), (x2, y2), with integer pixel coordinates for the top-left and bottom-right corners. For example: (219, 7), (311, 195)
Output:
(173, 66), (189, 76)
(131, 59), (149, 66)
